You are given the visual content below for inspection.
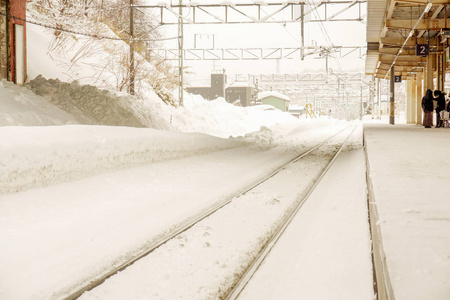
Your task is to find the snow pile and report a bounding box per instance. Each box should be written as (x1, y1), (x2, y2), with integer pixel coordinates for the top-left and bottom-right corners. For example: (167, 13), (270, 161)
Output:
(27, 76), (146, 127)
(173, 95), (298, 137)
(24, 75), (298, 137)
(0, 125), (247, 195)
(0, 79), (78, 126)
(242, 125), (275, 149)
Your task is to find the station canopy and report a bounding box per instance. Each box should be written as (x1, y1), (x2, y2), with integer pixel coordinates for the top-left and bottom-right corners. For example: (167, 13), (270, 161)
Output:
(366, 0), (450, 79)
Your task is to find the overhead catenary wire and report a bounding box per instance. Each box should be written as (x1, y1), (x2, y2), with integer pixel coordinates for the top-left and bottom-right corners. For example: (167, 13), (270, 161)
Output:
(251, 0), (303, 45)
(305, 0), (343, 73)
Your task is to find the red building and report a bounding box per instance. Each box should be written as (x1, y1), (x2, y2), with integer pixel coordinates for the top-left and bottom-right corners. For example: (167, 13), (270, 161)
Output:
(1, 0), (27, 84)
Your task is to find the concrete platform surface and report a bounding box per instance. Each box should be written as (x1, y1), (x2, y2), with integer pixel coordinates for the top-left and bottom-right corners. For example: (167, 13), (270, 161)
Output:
(364, 123), (450, 300)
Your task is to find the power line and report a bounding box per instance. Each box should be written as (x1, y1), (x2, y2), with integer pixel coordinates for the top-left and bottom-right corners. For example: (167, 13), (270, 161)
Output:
(0, 13), (178, 42)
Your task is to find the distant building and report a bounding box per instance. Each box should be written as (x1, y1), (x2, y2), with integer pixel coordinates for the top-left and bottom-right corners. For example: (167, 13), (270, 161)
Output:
(258, 91), (290, 112)
(288, 105), (305, 118)
(225, 83), (253, 107)
(0, 0), (27, 84)
(187, 72), (254, 107)
(186, 73), (226, 100)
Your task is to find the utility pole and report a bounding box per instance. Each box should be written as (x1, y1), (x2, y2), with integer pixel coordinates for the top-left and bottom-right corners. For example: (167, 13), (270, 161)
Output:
(178, 0), (184, 106)
(129, 0), (135, 95)
(301, 4), (304, 60)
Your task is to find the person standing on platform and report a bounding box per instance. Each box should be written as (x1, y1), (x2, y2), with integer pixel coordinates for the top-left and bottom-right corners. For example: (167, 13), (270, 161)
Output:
(422, 89), (434, 128)
(446, 93), (450, 112)
(435, 90), (446, 128)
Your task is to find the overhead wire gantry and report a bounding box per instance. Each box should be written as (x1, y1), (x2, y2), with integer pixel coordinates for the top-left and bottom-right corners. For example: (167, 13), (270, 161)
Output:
(131, 0), (368, 105)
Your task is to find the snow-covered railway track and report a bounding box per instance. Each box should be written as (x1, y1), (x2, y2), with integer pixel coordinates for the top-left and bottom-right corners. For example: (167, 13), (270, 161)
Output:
(226, 125), (357, 300)
(67, 125), (355, 300)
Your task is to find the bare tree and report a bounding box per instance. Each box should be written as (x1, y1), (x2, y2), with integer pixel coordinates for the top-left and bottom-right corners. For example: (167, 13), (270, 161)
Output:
(28, 0), (178, 106)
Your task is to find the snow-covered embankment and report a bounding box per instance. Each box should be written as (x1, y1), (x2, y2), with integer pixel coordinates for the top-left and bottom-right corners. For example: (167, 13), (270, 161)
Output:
(0, 126), (247, 195)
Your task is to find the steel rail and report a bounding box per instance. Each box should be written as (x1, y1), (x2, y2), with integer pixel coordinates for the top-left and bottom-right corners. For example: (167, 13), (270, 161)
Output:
(225, 124), (358, 300)
(63, 125), (352, 300)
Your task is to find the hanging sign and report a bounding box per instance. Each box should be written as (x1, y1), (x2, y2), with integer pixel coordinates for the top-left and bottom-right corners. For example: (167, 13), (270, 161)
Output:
(395, 76), (402, 82)
(416, 44), (429, 56)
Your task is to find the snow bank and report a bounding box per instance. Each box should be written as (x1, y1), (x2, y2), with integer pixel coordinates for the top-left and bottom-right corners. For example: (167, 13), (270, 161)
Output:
(0, 126), (247, 195)
(172, 95), (298, 138)
(0, 80), (78, 126)
(27, 76), (146, 127)
(24, 75), (298, 138)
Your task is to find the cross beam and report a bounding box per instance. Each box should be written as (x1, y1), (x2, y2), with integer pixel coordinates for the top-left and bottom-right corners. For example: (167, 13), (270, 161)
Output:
(234, 72), (372, 83)
(228, 72), (373, 99)
(149, 46), (366, 60)
(136, 1), (366, 25)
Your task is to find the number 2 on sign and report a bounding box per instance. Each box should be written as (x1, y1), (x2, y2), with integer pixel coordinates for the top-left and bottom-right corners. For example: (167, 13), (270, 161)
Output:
(419, 46), (426, 55)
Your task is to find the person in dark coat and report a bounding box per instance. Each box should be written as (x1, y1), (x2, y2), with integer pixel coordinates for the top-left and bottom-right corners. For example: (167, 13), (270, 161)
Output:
(446, 95), (450, 112)
(422, 89), (434, 128)
(434, 90), (446, 128)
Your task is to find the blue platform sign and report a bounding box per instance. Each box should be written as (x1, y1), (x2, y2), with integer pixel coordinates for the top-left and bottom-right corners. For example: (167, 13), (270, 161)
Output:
(395, 76), (402, 82)
(416, 44), (429, 56)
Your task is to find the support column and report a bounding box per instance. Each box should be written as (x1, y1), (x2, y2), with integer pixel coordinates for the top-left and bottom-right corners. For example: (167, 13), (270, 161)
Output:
(390, 67), (395, 125)
(426, 55), (434, 91)
(411, 79), (417, 124)
(406, 79), (413, 123)
(443, 47), (447, 91)
(438, 52), (445, 91)
(416, 72), (423, 125)
(369, 77), (375, 119)
(377, 78), (381, 119)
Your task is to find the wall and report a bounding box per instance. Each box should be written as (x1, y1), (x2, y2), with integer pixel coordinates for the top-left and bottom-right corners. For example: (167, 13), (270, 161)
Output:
(225, 86), (253, 106)
(186, 73), (225, 100)
(261, 96), (289, 112)
(211, 73), (225, 98)
(0, 0), (7, 79)
(9, 0), (27, 84)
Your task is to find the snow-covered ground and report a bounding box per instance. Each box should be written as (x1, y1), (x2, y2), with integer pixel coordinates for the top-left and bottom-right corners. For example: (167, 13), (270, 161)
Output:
(0, 76), (371, 300)
(77, 126), (374, 300)
(2, 14), (373, 299)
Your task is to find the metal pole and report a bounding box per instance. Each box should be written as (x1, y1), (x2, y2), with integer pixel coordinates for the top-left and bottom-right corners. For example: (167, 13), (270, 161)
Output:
(345, 90), (348, 121)
(301, 4), (304, 60)
(130, 0), (135, 95)
(390, 66), (395, 125)
(360, 85), (362, 120)
(178, 0), (184, 106)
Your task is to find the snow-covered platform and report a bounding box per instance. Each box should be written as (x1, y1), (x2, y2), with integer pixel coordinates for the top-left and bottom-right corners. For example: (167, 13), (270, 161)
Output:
(363, 123), (450, 300)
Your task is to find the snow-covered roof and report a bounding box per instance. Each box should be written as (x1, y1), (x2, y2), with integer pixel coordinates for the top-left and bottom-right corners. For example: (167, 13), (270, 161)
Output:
(227, 82), (253, 88)
(257, 91), (290, 101)
(288, 105), (305, 111)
